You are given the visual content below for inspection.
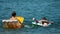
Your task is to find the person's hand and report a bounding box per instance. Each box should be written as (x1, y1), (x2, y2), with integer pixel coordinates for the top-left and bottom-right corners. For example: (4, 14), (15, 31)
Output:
(32, 18), (35, 20)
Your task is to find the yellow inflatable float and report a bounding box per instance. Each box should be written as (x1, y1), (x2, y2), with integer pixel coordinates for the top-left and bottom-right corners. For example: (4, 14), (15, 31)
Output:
(3, 16), (24, 29)
(16, 16), (24, 24)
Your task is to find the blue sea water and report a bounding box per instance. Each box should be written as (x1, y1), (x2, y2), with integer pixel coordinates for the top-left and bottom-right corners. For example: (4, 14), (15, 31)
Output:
(0, 0), (60, 34)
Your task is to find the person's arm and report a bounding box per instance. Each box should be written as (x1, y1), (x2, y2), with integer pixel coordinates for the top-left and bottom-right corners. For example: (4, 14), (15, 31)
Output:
(32, 18), (39, 23)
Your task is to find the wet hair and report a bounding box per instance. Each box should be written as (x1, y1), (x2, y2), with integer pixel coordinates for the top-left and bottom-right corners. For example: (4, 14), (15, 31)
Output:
(42, 21), (49, 24)
(42, 17), (47, 20)
(12, 11), (16, 17)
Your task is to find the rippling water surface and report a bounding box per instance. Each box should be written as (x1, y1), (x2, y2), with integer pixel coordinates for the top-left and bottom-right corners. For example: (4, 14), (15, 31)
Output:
(0, 0), (60, 34)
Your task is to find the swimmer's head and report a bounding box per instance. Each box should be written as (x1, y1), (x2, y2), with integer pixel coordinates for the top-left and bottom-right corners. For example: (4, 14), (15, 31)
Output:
(42, 17), (47, 20)
(12, 11), (16, 17)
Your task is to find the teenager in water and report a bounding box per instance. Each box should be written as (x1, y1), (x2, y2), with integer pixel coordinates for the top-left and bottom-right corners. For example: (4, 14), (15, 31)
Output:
(32, 17), (49, 26)
(5, 11), (23, 28)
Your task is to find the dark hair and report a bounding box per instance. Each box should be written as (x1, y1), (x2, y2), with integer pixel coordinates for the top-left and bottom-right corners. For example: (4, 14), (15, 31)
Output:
(12, 11), (16, 17)
(42, 17), (47, 20)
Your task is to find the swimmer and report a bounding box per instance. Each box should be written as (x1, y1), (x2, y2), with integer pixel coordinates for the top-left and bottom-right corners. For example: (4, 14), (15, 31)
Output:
(4, 11), (22, 28)
(32, 17), (49, 26)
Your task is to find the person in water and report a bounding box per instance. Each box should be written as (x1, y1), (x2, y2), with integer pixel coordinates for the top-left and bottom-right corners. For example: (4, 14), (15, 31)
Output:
(40, 17), (49, 24)
(32, 17), (49, 26)
(10, 11), (20, 28)
(40, 17), (49, 26)
(5, 11), (22, 28)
